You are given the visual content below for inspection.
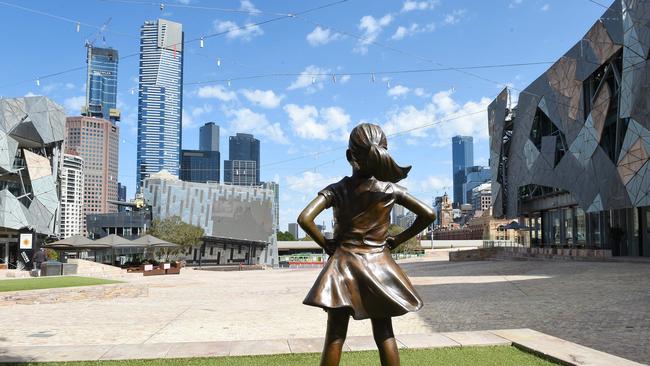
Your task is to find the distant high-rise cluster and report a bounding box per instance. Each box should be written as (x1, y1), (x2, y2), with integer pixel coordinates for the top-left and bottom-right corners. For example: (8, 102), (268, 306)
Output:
(181, 122), (220, 183)
(452, 136), (473, 206)
(137, 19), (184, 189)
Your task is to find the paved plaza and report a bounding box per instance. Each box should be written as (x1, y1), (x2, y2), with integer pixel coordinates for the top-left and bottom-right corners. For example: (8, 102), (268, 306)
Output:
(1, 253), (649, 364)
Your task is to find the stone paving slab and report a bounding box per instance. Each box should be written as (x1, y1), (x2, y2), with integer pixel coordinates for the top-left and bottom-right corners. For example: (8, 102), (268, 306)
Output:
(165, 341), (231, 358)
(442, 330), (511, 347)
(344, 336), (378, 351)
(288, 337), (352, 353)
(490, 329), (644, 366)
(100, 343), (172, 360)
(396, 333), (460, 349)
(229, 339), (291, 356)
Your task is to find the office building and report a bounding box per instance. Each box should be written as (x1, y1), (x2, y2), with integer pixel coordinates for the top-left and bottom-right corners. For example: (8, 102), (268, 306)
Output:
(224, 133), (260, 186)
(463, 166), (491, 205)
(288, 223), (300, 239)
(66, 116), (120, 234)
(117, 182), (127, 212)
(82, 46), (120, 122)
(60, 152), (85, 238)
(180, 150), (220, 183)
(224, 160), (257, 186)
(489, 0), (650, 256)
(472, 182), (492, 212)
(200, 122), (219, 152)
(143, 171), (277, 266)
(452, 136), (474, 206)
(137, 19), (184, 189)
(0, 97), (65, 269)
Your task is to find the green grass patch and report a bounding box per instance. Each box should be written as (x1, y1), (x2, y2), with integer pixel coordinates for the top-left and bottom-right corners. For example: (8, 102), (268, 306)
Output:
(0, 276), (121, 292)
(6, 346), (558, 365)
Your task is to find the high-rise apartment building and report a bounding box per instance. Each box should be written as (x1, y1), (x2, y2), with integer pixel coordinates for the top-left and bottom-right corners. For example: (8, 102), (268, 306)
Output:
(288, 223), (299, 239)
(137, 19), (184, 190)
(199, 122), (219, 152)
(452, 135), (474, 206)
(82, 46), (120, 122)
(60, 152), (84, 238)
(65, 116), (119, 234)
(224, 133), (260, 186)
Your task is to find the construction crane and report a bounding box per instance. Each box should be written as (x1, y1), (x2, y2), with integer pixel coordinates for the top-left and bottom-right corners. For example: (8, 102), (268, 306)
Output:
(84, 17), (112, 48)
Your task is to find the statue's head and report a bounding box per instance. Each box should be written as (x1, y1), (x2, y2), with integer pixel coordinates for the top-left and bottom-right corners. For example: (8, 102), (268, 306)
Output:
(346, 123), (411, 183)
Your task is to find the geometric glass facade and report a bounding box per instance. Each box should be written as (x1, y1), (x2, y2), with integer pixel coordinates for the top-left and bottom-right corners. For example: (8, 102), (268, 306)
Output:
(463, 165), (491, 205)
(452, 135), (473, 205)
(136, 19), (184, 190)
(489, 0), (650, 256)
(180, 149), (220, 183)
(83, 47), (120, 123)
(199, 122), (220, 152)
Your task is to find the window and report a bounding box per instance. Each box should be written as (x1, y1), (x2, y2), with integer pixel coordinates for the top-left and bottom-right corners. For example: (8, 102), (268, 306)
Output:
(529, 108), (568, 167)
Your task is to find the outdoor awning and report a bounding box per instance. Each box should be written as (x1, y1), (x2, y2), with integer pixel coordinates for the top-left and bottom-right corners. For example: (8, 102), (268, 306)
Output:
(93, 234), (145, 248)
(43, 235), (110, 249)
(131, 234), (179, 248)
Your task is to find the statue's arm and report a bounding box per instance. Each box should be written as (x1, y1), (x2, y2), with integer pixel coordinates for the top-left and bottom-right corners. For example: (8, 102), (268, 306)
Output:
(391, 191), (436, 247)
(297, 195), (329, 250)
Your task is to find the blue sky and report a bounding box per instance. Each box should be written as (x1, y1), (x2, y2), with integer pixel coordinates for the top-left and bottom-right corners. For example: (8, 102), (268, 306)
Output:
(0, 0), (606, 232)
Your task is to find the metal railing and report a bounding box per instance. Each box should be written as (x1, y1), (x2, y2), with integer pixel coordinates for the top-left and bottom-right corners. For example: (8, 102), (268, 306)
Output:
(482, 240), (525, 249)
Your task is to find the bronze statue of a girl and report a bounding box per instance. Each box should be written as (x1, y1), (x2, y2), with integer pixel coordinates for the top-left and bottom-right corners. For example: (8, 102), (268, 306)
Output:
(298, 123), (436, 366)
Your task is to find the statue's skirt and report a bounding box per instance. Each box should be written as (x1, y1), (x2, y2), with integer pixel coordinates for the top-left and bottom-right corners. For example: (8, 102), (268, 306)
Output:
(303, 243), (423, 320)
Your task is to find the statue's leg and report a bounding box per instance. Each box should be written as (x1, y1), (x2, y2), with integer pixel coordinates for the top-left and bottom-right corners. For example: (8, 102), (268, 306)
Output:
(320, 308), (350, 366)
(371, 317), (400, 366)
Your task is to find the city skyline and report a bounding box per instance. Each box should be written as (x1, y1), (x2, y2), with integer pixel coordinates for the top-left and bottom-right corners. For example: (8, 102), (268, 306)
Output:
(0, 0), (607, 230)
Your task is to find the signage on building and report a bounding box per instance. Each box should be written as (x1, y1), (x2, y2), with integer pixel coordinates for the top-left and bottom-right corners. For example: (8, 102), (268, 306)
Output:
(19, 233), (33, 250)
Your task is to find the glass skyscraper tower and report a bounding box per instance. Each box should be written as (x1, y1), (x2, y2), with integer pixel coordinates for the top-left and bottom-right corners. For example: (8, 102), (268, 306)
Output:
(136, 19), (184, 190)
(452, 135), (474, 205)
(83, 46), (120, 122)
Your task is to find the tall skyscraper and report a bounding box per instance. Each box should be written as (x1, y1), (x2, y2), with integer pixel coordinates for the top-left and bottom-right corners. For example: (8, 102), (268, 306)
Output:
(117, 182), (127, 212)
(65, 116), (120, 234)
(288, 223), (299, 239)
(199, 122), (219, 152)
(452, 135), (474, 206)
(463, 166), (491, 205)
(180, 150), (220, 183)
(60, 152), (84, 238)
(82, 46), (120, 123)
(224, 133), (260, 185)
(137, 19), (184, 190)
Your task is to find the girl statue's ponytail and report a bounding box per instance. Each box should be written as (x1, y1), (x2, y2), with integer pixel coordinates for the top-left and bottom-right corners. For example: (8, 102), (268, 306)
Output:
(348, 123), (410, 183)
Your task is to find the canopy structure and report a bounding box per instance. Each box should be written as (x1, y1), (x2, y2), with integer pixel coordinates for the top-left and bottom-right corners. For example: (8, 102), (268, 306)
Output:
(93, 234), (144, 248)
(131, 235), (179, 248)
(43, 235), (110, 249)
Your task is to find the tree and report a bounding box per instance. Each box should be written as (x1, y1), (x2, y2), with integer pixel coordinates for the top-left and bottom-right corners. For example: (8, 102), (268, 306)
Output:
(277, 231), (296, 241)
(388, 224), (422, 254)
(147, 216), (204, 260)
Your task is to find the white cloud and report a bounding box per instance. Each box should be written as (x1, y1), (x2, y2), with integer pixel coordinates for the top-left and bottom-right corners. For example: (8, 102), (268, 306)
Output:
(541, 3), (550, 11)
(391, 23), (436, 40)
(240, 89), (284, 108)
(509, 0), (523, 8)
(182, 108), (198, 129)
(196, 84), (237, 101)
(240, 0), (259, 14)
(24, 92), (38, 97)
(355, 14), (393, 54)
(213, 19), (263, 41)
(306, 26), (340, 46)
(413, 88), (429, 97)
(288, 65), (330, 93)
(224, 108), (288, 144)
(285, 171), (342, 195)
(444, 9), (466, 25)
(401, 0), (439, 12)
(176, 0), (191, 4)
(284, 104), (351, 141)
(387, 85), (410, 98)
(65, 83), (75, 90)
(381, 89), (491, 146)
(191, 104), (213, 117)
(339, 75), (351, 84)
(63, 96), (86, 115)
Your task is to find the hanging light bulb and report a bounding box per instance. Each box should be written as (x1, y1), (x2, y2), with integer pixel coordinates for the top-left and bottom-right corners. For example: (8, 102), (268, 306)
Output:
(76, 22), (80, 33)
(311, 77), (316, 85)
(160, 3), (164, 11)
(216, 58), (221, 67)
(371, 73), (376, 83)
(227, 80), (231, 87)
(200, 37), (204, 48)
(387, 80), (391, 88)
(130, 88), (135, 95)
(332, 74), (336, 83)
(36, 78), (40, 87)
